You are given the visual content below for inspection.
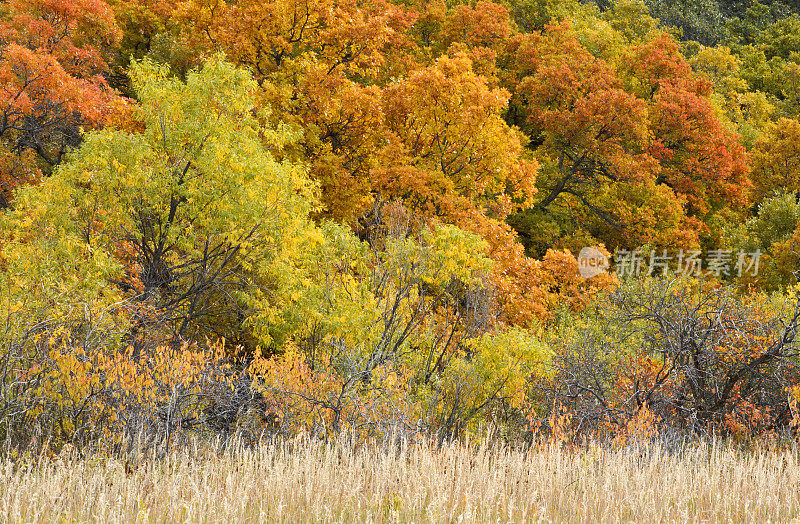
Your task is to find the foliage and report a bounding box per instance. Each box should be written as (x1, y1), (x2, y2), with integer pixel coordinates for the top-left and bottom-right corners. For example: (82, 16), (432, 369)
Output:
(250, 206), (546, 439)
(543, 279), (800, 439)
(2, 0), (800, 450)
(723, 192), (800, 289)
(0, 57), (320, 448)
(0, 0), (124, 207)
(645, 0), (727, 45)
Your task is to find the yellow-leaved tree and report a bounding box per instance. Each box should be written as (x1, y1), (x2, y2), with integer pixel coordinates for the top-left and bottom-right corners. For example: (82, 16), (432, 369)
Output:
(0, 57), (321, 447)
(251, 203), (549, 440)
(0, 55), (551, 446)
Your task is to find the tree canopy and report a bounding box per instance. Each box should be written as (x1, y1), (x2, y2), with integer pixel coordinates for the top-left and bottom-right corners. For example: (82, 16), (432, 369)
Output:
(2, 0), (800, 448)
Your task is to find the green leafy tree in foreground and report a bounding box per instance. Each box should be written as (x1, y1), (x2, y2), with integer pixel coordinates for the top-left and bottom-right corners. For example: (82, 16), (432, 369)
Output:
(0, 57), (324, 445)
(252, 205), (548, 439)
(20, 57), (321, 352)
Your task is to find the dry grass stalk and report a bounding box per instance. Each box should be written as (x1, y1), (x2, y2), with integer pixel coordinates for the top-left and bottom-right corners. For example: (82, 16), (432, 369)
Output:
(1, 437), (799, 522)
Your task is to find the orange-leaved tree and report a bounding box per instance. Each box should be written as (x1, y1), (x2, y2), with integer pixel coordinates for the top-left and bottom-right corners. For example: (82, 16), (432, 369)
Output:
(505, 24), (751, 255)
(0, 0), (123, 207)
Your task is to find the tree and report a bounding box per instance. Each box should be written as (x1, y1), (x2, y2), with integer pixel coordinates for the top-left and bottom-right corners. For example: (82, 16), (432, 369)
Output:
(157, 0), (418, 223)
(644, 0), (727, 45)
(545, 279), (800, 438)
(0, 0), (122, 207)
(378, 52), (565, 325)
(504, 0), (583, 33)
(506, 24), (696, 253)
(380, 52), (536, 222)
(441, 1), (515, 55)
(750, 117), (800, 199)
(728, 7), (800, 117)
(251, 205), (546, 439)
(172, 0), (414, 82)
(105, 0), (189, 89)
(723, 192), (800, 290)
(3, 57), (321, 354)
(629, 34), (751, 218)
(505, 24), (750, 254)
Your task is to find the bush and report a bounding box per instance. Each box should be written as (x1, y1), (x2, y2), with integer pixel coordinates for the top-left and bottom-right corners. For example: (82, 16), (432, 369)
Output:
(542, 278), (800, 440)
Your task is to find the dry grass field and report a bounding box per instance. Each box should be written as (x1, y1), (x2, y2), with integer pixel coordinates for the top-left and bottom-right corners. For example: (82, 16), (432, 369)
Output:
(1, 437), (799, 522)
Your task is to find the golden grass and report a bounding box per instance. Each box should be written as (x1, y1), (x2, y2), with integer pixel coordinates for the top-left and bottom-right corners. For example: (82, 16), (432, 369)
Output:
(1, 437), (799, 522)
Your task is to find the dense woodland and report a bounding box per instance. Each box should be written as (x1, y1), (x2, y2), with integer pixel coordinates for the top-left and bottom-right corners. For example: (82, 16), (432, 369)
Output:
(2, 0), (800, 450)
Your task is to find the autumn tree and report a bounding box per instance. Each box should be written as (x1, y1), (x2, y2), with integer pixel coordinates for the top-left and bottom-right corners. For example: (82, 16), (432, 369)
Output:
(0, 0), (123, 207)
(504, 0), (583, 33)
(750, 117), (800, 199)
(145, 0), (415, 222)
(504, 23), (750, 255)
(506, 24), (690, 253)
(723, 192), (800, 290)
(627, 34), (750, 218)
(0, 57), (330, 446)
(377, 52), (581, 325)
(2, 57), (322, 356)
(545, 279), (800, 438)
(158, 0), (571, 325)
(251, 205), (546, 439)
